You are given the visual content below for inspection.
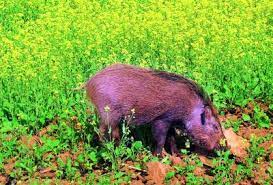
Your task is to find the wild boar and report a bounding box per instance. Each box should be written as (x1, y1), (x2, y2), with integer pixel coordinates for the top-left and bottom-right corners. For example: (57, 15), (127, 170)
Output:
(85, 63), (225, 155)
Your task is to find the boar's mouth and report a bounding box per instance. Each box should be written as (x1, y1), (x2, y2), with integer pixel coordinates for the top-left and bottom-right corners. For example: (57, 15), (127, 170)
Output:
(189, 134), (227, 156)
(186, 132), (221, 152)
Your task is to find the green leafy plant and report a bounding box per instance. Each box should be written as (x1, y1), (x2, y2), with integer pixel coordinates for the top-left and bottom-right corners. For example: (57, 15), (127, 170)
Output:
(171, 154), (207, 184)
(253, 105), (270, 128)
(211, 151), (234, 184)
(99, 109), (147, 171)
(224, 119), (243, 133)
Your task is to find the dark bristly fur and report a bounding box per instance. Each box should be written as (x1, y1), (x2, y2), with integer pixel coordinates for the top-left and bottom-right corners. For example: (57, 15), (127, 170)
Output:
(152, 70), (210, 105)
(85, 63), (225, 155)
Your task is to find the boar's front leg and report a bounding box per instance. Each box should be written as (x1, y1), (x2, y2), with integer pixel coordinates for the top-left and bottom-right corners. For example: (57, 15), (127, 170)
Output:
(99, 123), (120, 143)
(152, 120), (171, 156)
(98, 110), (121, 143)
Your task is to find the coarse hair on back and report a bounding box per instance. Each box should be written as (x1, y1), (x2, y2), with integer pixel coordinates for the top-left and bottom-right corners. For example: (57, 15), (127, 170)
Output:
(152, 69), (212, 108)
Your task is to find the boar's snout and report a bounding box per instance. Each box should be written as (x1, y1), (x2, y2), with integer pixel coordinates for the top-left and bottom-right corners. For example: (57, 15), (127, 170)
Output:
(207, 133), (226, 151)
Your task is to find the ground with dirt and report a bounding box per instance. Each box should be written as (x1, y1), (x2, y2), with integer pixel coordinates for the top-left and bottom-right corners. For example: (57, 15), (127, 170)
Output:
(1, 102), (273, 184)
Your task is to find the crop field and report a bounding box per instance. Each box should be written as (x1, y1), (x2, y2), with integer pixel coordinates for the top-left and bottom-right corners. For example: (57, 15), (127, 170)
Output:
(0, 0), (273, 184)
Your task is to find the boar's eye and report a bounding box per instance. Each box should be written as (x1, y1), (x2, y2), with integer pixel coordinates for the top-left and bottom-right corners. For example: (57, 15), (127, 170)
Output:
(201, 111), (206, 125)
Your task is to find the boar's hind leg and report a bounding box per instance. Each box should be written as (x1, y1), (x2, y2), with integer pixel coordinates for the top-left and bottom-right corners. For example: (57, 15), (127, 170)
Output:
(152, 120), (171, 156)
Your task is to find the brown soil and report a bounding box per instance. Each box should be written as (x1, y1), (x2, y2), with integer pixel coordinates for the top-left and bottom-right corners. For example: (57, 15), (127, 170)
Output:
(146, 161), (172, 185)
(237, 127), (273, 140)
(224, 128), (250, 159)
(20, 135), (42, 149)
(0, 174), (7, 184)
(4, 157), (16, 175)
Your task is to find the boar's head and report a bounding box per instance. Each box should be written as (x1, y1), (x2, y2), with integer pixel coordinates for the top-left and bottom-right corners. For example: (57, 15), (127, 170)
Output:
(184, 102), (226, 152)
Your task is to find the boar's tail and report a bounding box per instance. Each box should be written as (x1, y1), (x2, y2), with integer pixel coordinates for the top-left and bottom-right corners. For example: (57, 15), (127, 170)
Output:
(72, 82), (86, 91)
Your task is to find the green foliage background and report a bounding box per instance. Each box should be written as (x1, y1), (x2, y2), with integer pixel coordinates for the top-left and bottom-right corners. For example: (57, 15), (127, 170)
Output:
(0, 0), (273, 182)
(1, 0), (273, 123)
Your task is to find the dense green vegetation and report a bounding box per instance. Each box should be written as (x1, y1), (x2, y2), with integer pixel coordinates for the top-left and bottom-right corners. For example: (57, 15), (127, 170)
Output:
(0, 0), (272, 184)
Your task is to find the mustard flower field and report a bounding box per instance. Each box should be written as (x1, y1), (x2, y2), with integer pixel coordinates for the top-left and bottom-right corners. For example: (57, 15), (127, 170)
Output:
(0, 0), (273, 184)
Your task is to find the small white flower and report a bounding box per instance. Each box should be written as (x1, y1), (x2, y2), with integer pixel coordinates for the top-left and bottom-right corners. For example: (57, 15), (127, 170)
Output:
(104, 105), (110, 112)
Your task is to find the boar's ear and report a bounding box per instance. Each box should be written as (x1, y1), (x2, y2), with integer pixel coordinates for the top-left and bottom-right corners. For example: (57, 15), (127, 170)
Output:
(201, 111), (206, 125)
(204, 106), (212, 120)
